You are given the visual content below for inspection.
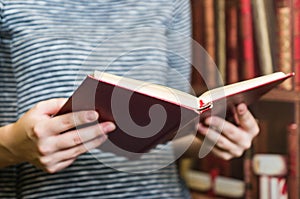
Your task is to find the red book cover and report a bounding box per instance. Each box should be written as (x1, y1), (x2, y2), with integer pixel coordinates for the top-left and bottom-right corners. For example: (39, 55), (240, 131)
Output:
(239, 0), (256, 80)
(55, 71), (294, 158)
(56, 74), (199, 159)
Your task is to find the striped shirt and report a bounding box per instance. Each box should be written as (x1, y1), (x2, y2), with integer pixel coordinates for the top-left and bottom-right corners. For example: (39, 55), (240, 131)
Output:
(0, 0), (192, 198)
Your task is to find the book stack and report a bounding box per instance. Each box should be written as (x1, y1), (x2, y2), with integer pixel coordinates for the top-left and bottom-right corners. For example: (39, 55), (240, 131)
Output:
(252, 154), (288, 199)
(181, 158), (245, 199)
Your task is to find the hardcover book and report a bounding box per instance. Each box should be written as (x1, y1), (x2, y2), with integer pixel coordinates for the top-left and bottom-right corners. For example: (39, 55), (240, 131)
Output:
(56, 71), (293, 158)
(252, 0), (274, 75)
(226, 0), (239, 84)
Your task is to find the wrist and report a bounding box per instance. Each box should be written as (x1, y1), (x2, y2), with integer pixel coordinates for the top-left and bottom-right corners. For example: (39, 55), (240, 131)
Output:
(0, 123), (24, 167)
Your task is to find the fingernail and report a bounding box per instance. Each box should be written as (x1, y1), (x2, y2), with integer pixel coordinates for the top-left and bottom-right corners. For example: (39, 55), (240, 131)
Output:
(237, 104), (246, 115)
(198, 123), (204, 131)
(205, 117), (212, 125)
(197, 123), (207, 135)
(86, 111), (98, 121)
(102, 122), (116, 133)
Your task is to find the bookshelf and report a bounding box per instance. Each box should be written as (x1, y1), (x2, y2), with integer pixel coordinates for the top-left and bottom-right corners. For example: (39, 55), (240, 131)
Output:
(254, 90), (300, 199)
(181, 0), (300, 198)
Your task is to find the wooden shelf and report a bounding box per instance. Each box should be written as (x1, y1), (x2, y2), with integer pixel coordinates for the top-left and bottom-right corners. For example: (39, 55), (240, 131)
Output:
(261, 89), (300, 103)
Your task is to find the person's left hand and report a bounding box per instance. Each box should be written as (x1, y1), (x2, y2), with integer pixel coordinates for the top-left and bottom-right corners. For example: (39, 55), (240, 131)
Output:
(197, 103), (259, 160)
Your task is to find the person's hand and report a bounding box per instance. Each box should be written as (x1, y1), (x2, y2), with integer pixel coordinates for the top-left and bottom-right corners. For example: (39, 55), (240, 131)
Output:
(197, 103), (259, 160)
(2, 98), (115, 173)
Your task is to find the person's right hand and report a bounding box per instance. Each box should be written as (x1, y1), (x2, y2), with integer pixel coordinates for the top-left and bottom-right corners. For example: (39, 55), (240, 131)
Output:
(2, 98), (115, 173)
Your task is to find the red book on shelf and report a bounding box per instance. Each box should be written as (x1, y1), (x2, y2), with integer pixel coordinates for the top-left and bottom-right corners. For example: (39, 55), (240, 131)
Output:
(287, 123), (299, 199)
(55, 71), (294, 158)
(239, 0), (256, 80)
(225, 0), (239, 84)
(202, 0), (218, 88)
(293, 0), (300, 91)
(191, 0), (206, 96)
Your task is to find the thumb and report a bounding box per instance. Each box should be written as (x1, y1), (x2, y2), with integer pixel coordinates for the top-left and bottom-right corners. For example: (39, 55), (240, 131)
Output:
(235, 103), (259, 136)
(33, 98), (68, 116)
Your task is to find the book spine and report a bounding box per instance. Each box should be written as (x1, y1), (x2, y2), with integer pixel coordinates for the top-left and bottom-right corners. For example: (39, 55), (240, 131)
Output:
(253, 119), (269, 153)
(276, 0), (293, 90)
(225, 0), (239, 84)
(239, 0), (256, 80)
(259, 176), (288, 199)
(252, 0), (274, 75)
(191, 0), (206, 95)
(203, 0), (218, 88)
(252, 154), (288, 176)
(244, 149), (255, 199)
(287, 123), (299, 199)
(293, 0), (300, 91)
(215, 0), (226, 83)
(264, 0), (279, 72)
(270, 177), (288, 199)
(270, 177), (279, 199)
(259, 175), (270, 199)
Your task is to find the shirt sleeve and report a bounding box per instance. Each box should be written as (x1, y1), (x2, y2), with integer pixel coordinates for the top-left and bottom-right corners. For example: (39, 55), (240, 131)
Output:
(166, 0), (192, 93)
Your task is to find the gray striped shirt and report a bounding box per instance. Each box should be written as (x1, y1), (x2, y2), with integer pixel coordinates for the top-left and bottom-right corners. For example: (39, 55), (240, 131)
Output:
(0, 0), (192, 198)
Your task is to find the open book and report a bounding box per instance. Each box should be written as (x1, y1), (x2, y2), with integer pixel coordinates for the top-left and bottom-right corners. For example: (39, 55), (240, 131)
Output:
(56, 71), (293, 158)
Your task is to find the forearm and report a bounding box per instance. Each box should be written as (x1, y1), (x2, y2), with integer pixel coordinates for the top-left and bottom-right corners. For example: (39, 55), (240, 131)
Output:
(173, 134), (202, 158)
(0, 124), (22, 168)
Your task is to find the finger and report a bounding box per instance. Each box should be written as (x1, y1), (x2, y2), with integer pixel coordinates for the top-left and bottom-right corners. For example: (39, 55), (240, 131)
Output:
(45, 159), (75, 174)
(203, 117), (252, 150)
(198, 123), (245, 157)
(36, 110), (99, 137)
(211, 147), (235, 160)
(197, 122), (222, 151)
(234, 103), (259, 137)
(54, 122), (116, 150)
(38, 135), (108, 173)
(36, 158), (76, 174)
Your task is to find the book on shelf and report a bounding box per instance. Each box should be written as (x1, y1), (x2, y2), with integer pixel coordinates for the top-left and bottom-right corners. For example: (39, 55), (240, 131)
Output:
(239, 0), (256, 81)
(252, 154), (288, 176)
(183, 169), (245, 198)
(215, 0), (226, 83)
(293, 0), (300, 91)
(252, 153), (288, 199)
(264, 0), (279, 72)
(225, 0), (239, 84)
(253, 119), (269, 153)
(276, 0), (293, 90)
(191, 0), (206, 96)
(252, 0), (274, 75)
(259, 175), (288, 199)
(202, 0), (219, 88)
(244, 149), (256, 199)
(259, 175), (270, 199)
(55, 71), (294, 158)
(287, 123), (299, 199)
